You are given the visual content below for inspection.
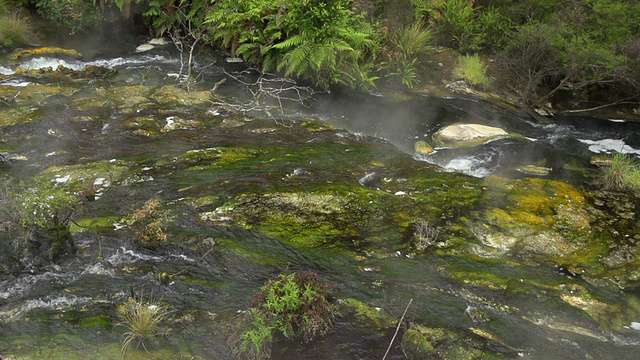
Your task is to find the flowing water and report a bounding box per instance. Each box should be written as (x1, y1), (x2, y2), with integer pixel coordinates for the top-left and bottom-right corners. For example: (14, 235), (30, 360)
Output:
(1, 32), (640, 360)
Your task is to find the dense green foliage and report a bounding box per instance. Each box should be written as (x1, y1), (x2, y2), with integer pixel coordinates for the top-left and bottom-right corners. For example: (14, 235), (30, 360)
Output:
(16, 0), (640, 107)
(205, 0), (379, 89)
(454, 53), (491, 88)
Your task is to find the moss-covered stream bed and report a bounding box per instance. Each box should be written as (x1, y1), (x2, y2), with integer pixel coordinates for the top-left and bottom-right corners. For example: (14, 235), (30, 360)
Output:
(1, 44), (640, 359)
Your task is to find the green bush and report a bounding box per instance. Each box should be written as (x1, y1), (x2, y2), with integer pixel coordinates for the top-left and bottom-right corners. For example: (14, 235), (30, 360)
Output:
(453, 54), (491, 88)
(29, 0), (101, 33)
(425, 0), (510, 52)
(206, 0), (380, 89)
(230, 272), (338, 359)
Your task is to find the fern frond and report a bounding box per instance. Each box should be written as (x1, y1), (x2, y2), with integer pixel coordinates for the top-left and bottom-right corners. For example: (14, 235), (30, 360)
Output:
(272, 35), (305, 50)
(279, 43), (311, 76)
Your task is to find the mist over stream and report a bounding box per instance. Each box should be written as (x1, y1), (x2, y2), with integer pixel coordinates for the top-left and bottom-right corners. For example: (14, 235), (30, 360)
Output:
(2, 32), (640, 360)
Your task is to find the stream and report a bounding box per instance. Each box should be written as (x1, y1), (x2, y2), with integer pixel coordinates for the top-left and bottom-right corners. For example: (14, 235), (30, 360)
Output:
(1, 33), (640, 360)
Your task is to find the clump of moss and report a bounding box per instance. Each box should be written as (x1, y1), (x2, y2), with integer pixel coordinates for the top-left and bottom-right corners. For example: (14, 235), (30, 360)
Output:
(401, 328), (435, 359)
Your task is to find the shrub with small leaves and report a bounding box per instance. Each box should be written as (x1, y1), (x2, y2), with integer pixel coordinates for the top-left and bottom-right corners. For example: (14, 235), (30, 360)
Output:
(230, 272), (338, 359)
(125, 198), (169, 249)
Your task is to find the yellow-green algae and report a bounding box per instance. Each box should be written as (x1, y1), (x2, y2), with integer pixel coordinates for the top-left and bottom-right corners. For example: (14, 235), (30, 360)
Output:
(401, 328), (435, 357)
(341, 298), (397, 331)
(163, 147), (265, 170)
(10, 47), (83, 62)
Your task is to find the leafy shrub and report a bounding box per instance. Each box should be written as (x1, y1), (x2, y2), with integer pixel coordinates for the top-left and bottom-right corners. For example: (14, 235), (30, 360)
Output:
(118, 296), (171, 357)
(453, 54), (491, 88)
(125, 198), (169, 249)
(495, 22), (563, 107)
(428, 0), (510, 52)
(598, 153), (640, 192)
(230, 272), (338, 359)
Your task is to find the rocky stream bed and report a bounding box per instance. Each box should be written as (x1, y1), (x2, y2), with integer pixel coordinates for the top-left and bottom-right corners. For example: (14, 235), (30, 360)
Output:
(1, 45), (640, 359)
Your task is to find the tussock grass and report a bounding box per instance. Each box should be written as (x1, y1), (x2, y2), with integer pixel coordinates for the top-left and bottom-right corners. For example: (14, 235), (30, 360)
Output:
(598, 152), (640, 191)
(453, 54), (491, 88)
(0, 12), (36, 47)
(118, 296), (170, 358)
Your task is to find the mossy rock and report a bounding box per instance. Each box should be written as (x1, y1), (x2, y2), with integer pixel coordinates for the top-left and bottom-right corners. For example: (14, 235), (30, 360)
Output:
(341, 298), (397, 332)
(149, 85), (212, 107)
(401, 329), (435, 358)
(414, 140), (435, 155)
(10, 47), (83, 63)
(471, 176), (593, 259)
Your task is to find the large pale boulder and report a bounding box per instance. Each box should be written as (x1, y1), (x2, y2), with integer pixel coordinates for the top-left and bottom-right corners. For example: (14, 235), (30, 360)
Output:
(434, 123), (509, 147)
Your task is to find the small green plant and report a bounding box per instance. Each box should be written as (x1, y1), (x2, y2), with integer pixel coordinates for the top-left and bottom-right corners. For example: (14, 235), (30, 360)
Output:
(453, 54), (491, 88)
(598, 153), (640, 191)
(381, 21), (433, 88)
(231, 308), (274, 360)
(125, 198), (169, 249)
(117, 296), (170, 357)
(412, 219), (440, 251)
(230, 272), (338, 359)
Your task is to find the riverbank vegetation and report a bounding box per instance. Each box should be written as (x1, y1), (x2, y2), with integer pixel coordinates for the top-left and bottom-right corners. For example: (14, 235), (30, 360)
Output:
(13, 0), (640, 112)
(0, 0), (35, 47)
(598, 153), (640, 191)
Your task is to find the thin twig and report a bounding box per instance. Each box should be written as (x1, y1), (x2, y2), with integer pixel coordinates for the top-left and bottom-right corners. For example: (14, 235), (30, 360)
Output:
(382, 298), (413, 360)
(170, 247), (214, 277)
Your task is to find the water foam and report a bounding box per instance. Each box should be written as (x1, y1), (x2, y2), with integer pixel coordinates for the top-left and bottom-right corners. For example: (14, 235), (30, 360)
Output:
(578, 139), (640, 155)
(0, 295), (92, 323)
(0, 272), (75, 301)
(0, 65), (14, 75)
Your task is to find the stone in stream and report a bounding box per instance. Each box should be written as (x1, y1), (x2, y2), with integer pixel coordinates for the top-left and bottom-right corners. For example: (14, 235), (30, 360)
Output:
(414, 140), (435, 155)
(433, 123), (511, 148)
